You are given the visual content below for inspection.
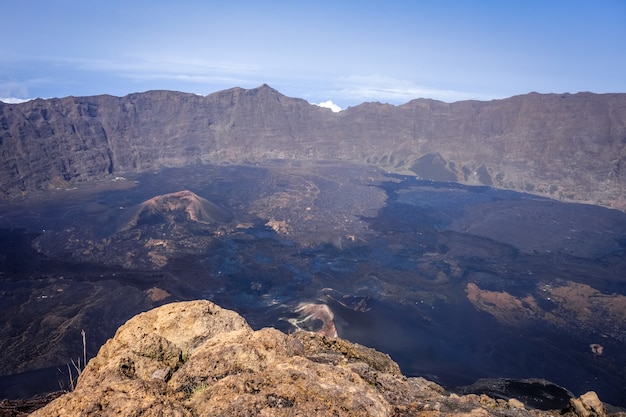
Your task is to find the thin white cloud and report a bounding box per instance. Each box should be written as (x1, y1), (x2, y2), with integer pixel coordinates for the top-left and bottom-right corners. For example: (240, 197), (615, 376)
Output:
(313, 100), (342, 113)
(332, 74), (495, 104)
(0, 80), (32, 103)
(0, 97), (32, 104)
(2, 55), (501, 107)
(25, 54), (269, 95)
(56, 55), (263, 85)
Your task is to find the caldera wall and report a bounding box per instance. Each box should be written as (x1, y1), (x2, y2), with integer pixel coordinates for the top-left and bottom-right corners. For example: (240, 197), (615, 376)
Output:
(1, 85), (625, 209)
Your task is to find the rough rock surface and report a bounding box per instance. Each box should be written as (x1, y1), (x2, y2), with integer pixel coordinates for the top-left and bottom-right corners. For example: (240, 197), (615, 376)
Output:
(1, 86), (625, 209)
(30, 301), (621, 417)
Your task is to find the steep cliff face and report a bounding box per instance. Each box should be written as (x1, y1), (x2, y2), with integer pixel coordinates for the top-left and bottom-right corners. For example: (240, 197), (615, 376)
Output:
(1, 86), (625, 209)
(29, 301), (613, 417)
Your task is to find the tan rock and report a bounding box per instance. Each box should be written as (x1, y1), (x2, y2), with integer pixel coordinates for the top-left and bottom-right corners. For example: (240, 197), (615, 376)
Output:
(30, 300), (610, 417)
(568, 391), (605, 417)
(467, 408), (490, 417)
(32, 301), (394, 416)
(508, 398), (525, 409)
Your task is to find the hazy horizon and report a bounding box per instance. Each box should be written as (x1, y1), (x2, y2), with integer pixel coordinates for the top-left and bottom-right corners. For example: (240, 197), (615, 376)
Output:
(2, 1), (625, 109)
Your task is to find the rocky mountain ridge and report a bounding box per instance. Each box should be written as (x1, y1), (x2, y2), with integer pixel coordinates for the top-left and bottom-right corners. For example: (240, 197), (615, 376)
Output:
(1, 85), (625, 209)
(28, 300), (622, 417)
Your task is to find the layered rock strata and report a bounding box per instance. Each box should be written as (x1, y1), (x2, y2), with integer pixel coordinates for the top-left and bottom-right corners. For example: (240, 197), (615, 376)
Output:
(1, 86), (625, 209)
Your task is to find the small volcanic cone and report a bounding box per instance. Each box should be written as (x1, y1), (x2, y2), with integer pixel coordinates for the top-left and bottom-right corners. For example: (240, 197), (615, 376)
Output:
(116, 190), (232, 232)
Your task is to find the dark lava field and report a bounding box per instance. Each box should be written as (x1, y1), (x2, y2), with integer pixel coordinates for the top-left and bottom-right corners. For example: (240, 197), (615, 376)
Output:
(1, 161), (625, 407)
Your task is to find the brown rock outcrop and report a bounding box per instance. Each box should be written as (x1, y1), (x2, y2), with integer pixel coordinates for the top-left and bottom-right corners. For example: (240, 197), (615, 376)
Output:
(1, 86), (625, 209)
(29, 300), (621, 416)
(567, 391), (605, 417)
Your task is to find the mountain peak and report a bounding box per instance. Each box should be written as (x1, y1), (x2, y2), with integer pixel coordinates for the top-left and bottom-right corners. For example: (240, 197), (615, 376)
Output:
(249, 83), (283, 96)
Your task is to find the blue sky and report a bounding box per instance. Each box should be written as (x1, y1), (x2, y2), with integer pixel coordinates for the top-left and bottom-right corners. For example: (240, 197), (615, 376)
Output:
(1, 1), (625, 109)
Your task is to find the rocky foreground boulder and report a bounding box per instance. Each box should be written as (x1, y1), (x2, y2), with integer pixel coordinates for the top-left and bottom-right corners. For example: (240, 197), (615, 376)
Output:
(30, 301), (622, 416)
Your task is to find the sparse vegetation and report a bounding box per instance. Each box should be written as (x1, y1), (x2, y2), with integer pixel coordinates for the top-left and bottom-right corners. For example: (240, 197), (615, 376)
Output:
(193, 382), (209, 395)
(65, 329), (87, 391)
